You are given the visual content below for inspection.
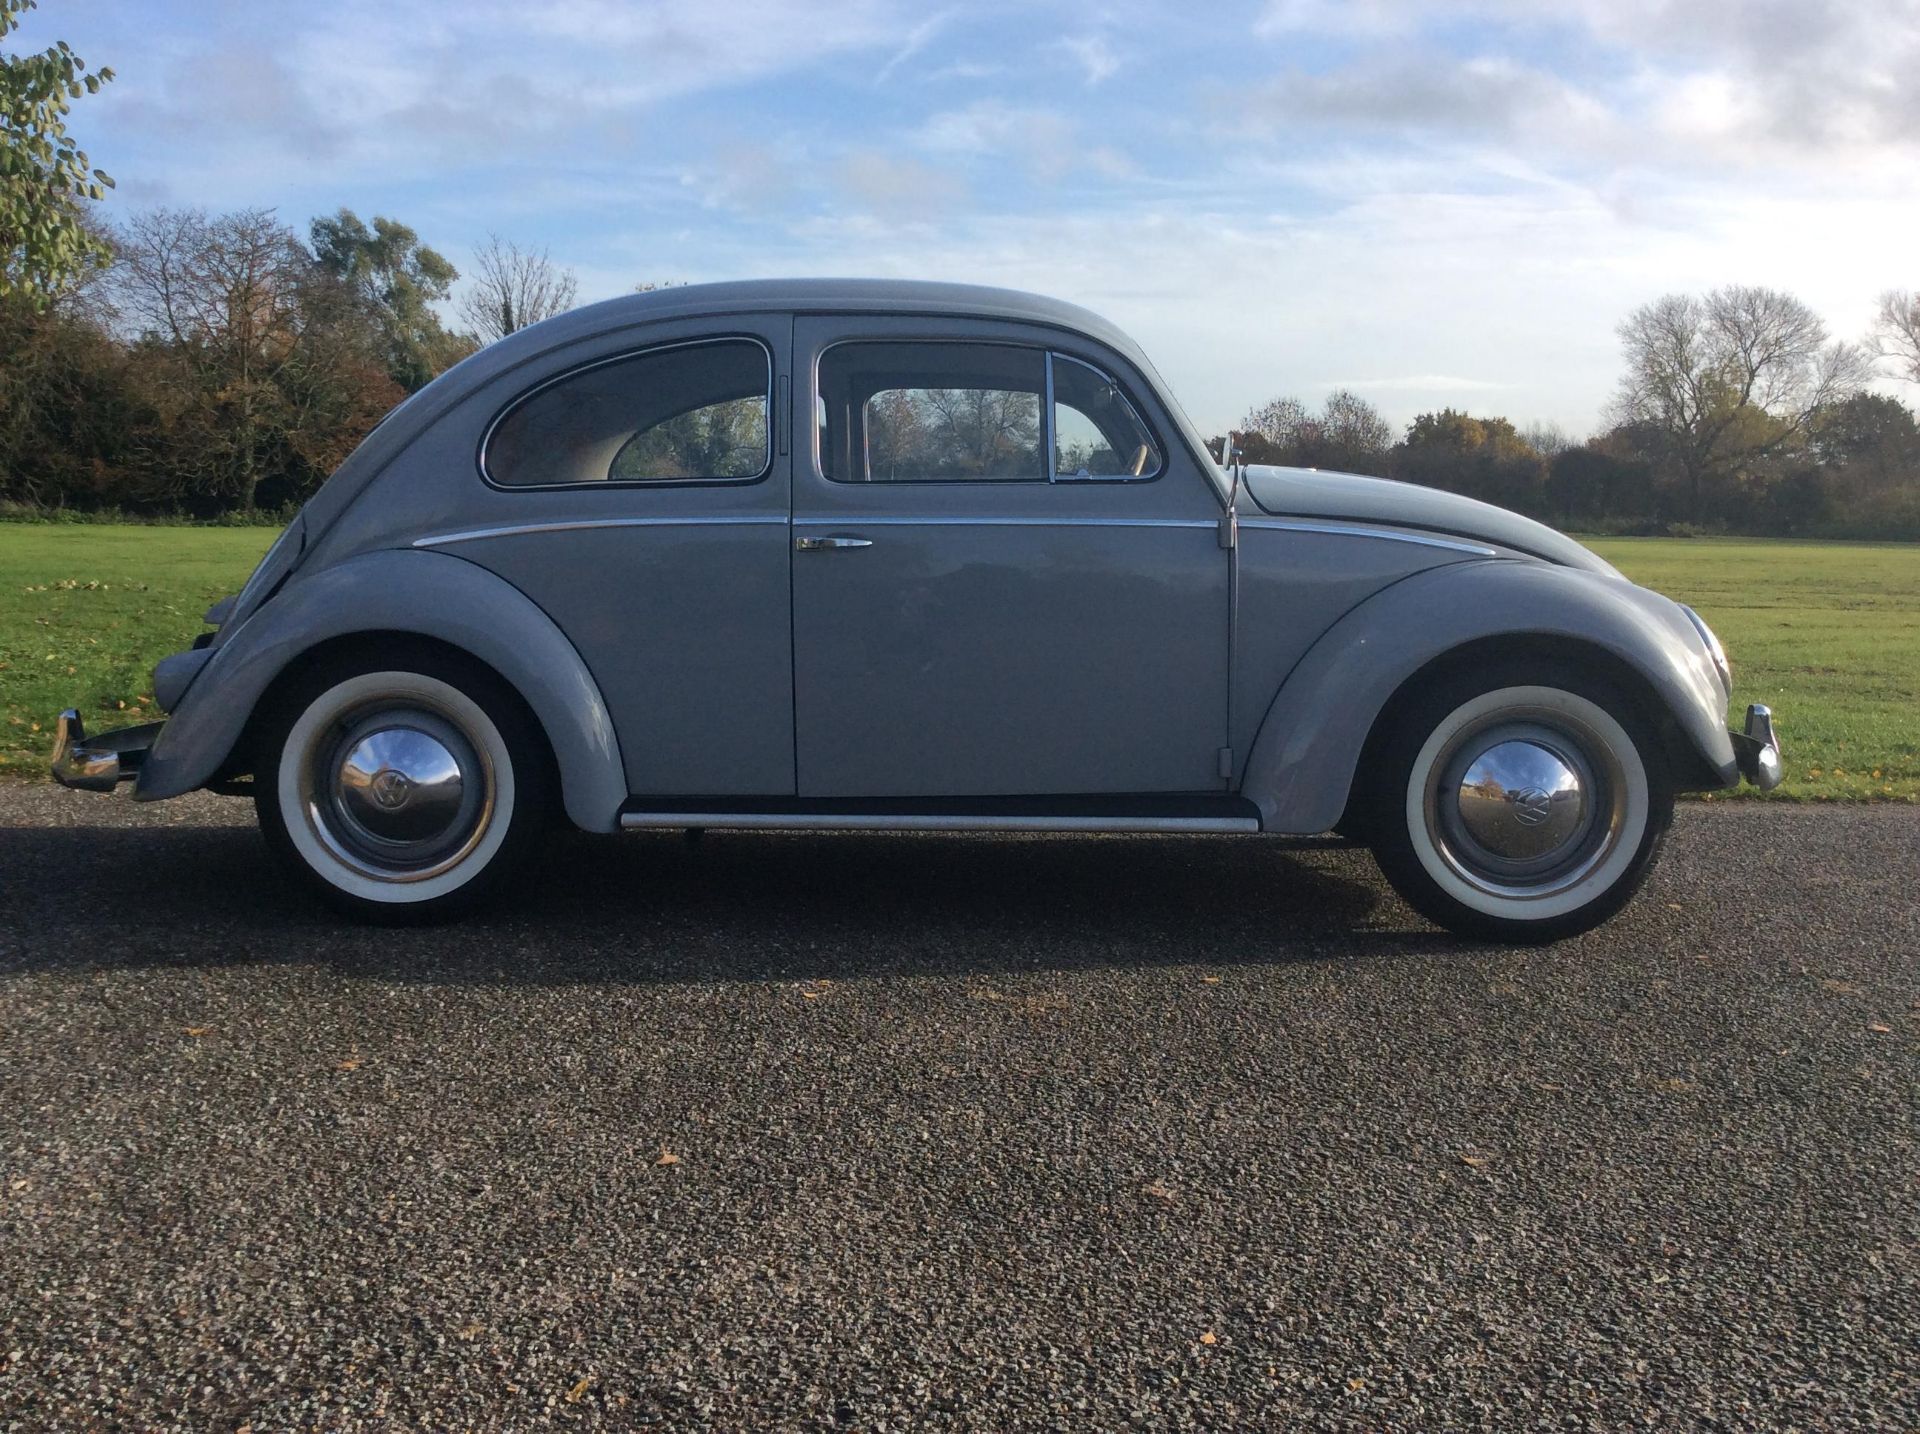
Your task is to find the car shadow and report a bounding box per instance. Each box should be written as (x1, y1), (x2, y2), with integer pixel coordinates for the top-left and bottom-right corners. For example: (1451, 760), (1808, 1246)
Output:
(0, 818), (1454, 984)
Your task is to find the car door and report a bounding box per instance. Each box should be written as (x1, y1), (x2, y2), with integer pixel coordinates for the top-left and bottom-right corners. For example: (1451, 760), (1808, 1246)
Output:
(447, 315), (795, 796)
(790, 314), (1230, 799)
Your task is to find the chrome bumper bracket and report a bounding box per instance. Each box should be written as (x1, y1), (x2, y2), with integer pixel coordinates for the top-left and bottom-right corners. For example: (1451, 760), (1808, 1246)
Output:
(48, 710), (165, 792)
(1729, 703), (1783, 791)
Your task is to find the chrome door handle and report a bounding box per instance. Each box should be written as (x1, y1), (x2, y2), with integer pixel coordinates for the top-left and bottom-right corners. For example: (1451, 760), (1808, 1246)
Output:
(795, 535), (873, 551)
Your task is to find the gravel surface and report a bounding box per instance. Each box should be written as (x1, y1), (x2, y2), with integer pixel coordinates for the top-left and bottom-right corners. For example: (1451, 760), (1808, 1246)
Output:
(0, 787), (1914, 1431)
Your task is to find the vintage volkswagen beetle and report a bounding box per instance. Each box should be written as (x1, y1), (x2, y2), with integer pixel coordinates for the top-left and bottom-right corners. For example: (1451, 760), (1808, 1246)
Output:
(50, 280), (1780, 939)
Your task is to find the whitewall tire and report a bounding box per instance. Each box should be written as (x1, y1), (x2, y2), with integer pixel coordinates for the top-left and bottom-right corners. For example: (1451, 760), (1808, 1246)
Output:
(1368, 663), (1673, 943)
(255, 649), (549, 920)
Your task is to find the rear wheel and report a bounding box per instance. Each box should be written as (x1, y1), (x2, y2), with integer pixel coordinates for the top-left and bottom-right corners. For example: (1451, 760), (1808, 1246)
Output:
(254, 649), (550, 921)
(1366, 662), (1673, 942)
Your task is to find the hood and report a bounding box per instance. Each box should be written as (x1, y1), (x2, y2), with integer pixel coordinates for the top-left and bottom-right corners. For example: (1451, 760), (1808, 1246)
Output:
(1240, 465), (1619, 578)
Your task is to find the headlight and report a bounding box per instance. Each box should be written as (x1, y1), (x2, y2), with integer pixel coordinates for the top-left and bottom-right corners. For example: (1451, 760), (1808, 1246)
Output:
(1682, 605), (1731, 693)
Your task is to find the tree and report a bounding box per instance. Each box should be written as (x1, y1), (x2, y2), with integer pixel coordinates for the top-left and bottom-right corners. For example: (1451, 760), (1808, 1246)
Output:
(112, 207), (403, 513)
(1611, 285), (1870, 520)
(113, 208), (310, 512)
(1873, 290), (1920, 386)
(1240, 395), (1309, 450)
(1391, 409), (1547, 512)
(0, 0), (114, 304)
(309, 209), (470, 390)
(459, 234), (578, 342)
(1234, 389), (1391, 471)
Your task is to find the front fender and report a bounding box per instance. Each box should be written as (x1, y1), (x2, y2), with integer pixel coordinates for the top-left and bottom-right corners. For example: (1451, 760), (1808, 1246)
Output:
(1240, 560), (1737, 834)
(136, 548), (627, 832)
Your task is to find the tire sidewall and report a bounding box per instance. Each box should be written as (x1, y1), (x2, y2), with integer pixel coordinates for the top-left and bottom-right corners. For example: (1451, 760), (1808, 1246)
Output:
(1372, 664), (1674, 942)
(256, 652), (544, 919)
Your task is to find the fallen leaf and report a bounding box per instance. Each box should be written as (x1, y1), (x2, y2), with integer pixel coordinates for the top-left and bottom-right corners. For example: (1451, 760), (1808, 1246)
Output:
(334, 1057), (362, 1072)
(801, 990), (820, 1000)
(1199, 1331), (1217, 1346)
(1200, 975), (1221, 985)
(1142, 1180), (1177, 1201)
(654, 1145), (680, 1167)
(8, 1178), (27, 1192)
(1458, 1154), (1490, 1169)
(457, 1321), (485, 1340)
(183, 1027), (212, 1038)
(1348, 1377), (1367, 1391)
(1656, 1077), (1696, 1092)
(564, 1376), (592, 1404)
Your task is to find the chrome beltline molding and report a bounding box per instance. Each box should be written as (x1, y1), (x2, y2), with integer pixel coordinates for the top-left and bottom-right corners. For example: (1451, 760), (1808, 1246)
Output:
(1237, 517), (1498, 556)
(793, 515), (1217, 529)
(620, 811), (1260, 834)
(413, 515), (787, 547)
(418, 514), (1220, 547)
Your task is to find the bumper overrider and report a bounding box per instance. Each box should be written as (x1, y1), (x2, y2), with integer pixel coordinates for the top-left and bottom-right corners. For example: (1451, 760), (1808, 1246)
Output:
(1730, 703), (1783, 791)
(48, 710), (165, 792)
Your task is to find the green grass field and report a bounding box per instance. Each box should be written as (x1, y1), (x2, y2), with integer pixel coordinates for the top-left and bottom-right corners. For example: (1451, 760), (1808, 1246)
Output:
(1, 524), (1914, 799)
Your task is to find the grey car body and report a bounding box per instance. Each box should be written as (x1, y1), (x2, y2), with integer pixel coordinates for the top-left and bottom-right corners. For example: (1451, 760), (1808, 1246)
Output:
(52, 279), (1781, 938)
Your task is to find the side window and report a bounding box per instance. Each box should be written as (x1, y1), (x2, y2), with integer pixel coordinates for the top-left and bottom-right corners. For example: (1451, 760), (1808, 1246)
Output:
(1051, 354), (1162, 480)
(485, 339), (770, 487)
(818, 342), (1045, 483)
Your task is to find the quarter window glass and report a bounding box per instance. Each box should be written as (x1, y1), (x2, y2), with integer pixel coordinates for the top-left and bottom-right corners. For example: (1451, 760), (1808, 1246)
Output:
(818, 342), (1044, 482)
(1052, 355), (1161, 479)
(487, 339), (769, 486)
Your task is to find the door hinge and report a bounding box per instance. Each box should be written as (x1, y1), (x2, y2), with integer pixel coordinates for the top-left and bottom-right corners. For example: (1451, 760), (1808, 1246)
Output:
(1217, 746), (1234, 780)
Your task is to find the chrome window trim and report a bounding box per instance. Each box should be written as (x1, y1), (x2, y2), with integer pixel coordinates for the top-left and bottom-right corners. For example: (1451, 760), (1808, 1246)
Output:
(413, 515), (787, 548)
(1236, 518), (1498, 556)
(1046, 352), (1164, 483)
(478, 335), (775, 492)
(811, 336), (1172, 489)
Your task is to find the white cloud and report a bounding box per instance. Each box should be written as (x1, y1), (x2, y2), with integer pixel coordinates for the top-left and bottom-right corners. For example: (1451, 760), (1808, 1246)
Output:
(1057, 35), (1121, 86)
(836, 151), (966, 218)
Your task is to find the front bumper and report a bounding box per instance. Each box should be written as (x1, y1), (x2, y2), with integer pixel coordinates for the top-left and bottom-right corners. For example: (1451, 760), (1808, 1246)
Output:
(48, 710), (165, 792)
(1729, 703), (1783, 791)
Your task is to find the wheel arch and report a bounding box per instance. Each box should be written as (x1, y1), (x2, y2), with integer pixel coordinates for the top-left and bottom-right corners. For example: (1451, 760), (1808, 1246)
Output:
(135, 548), (628, 832)
(1239, 560), (1737, 834)
(1335, 633), (1712, 834)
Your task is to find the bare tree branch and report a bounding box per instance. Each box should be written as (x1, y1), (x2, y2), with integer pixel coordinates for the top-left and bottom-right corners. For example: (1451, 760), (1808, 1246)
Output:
(1611, 285), (1870, 519)
(1872, 289), (1920, 386)
(459, 235), (578, 343)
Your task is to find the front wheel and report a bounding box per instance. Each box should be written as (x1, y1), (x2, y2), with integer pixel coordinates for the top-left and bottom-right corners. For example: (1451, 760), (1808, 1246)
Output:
(254, 650), (550, 921)
(1367, 664), (1673, 943)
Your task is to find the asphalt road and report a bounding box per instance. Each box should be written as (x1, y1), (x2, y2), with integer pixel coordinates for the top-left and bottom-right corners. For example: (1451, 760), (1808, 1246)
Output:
(0, 787), (1914, 1432)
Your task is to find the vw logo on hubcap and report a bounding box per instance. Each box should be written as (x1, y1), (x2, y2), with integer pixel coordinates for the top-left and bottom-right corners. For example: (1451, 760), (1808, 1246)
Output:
(370, 767), (413, 809)
(1510, 786), (1553, 826)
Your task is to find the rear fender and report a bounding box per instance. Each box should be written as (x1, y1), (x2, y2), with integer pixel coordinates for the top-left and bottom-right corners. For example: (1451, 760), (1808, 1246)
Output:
(135, 548), (627, 832)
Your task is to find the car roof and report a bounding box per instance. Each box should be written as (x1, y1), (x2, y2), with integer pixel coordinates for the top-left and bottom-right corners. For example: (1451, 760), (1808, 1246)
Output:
(491, 278), (1144, 368)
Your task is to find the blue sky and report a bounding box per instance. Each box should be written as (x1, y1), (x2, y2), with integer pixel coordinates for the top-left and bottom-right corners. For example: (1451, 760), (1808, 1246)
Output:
(22, 0), (1920, 434)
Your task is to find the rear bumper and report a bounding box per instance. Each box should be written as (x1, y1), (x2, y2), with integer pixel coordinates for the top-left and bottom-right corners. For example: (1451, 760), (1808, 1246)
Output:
(1729, 703), (1783, 791)
(48, 710), (165, 792)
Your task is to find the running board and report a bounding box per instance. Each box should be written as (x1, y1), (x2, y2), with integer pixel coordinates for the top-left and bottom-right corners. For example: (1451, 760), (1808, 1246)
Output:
(618, 794), (1261, 835)
(620, 811), (1259, 834)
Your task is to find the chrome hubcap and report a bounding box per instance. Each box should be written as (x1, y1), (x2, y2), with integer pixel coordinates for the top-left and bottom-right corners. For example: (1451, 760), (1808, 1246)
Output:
(299, 703), (494, 883)
(1424, 713), (1626, 899)
(1454, 739), (1588, 862)
(336, 727), (467, 845)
